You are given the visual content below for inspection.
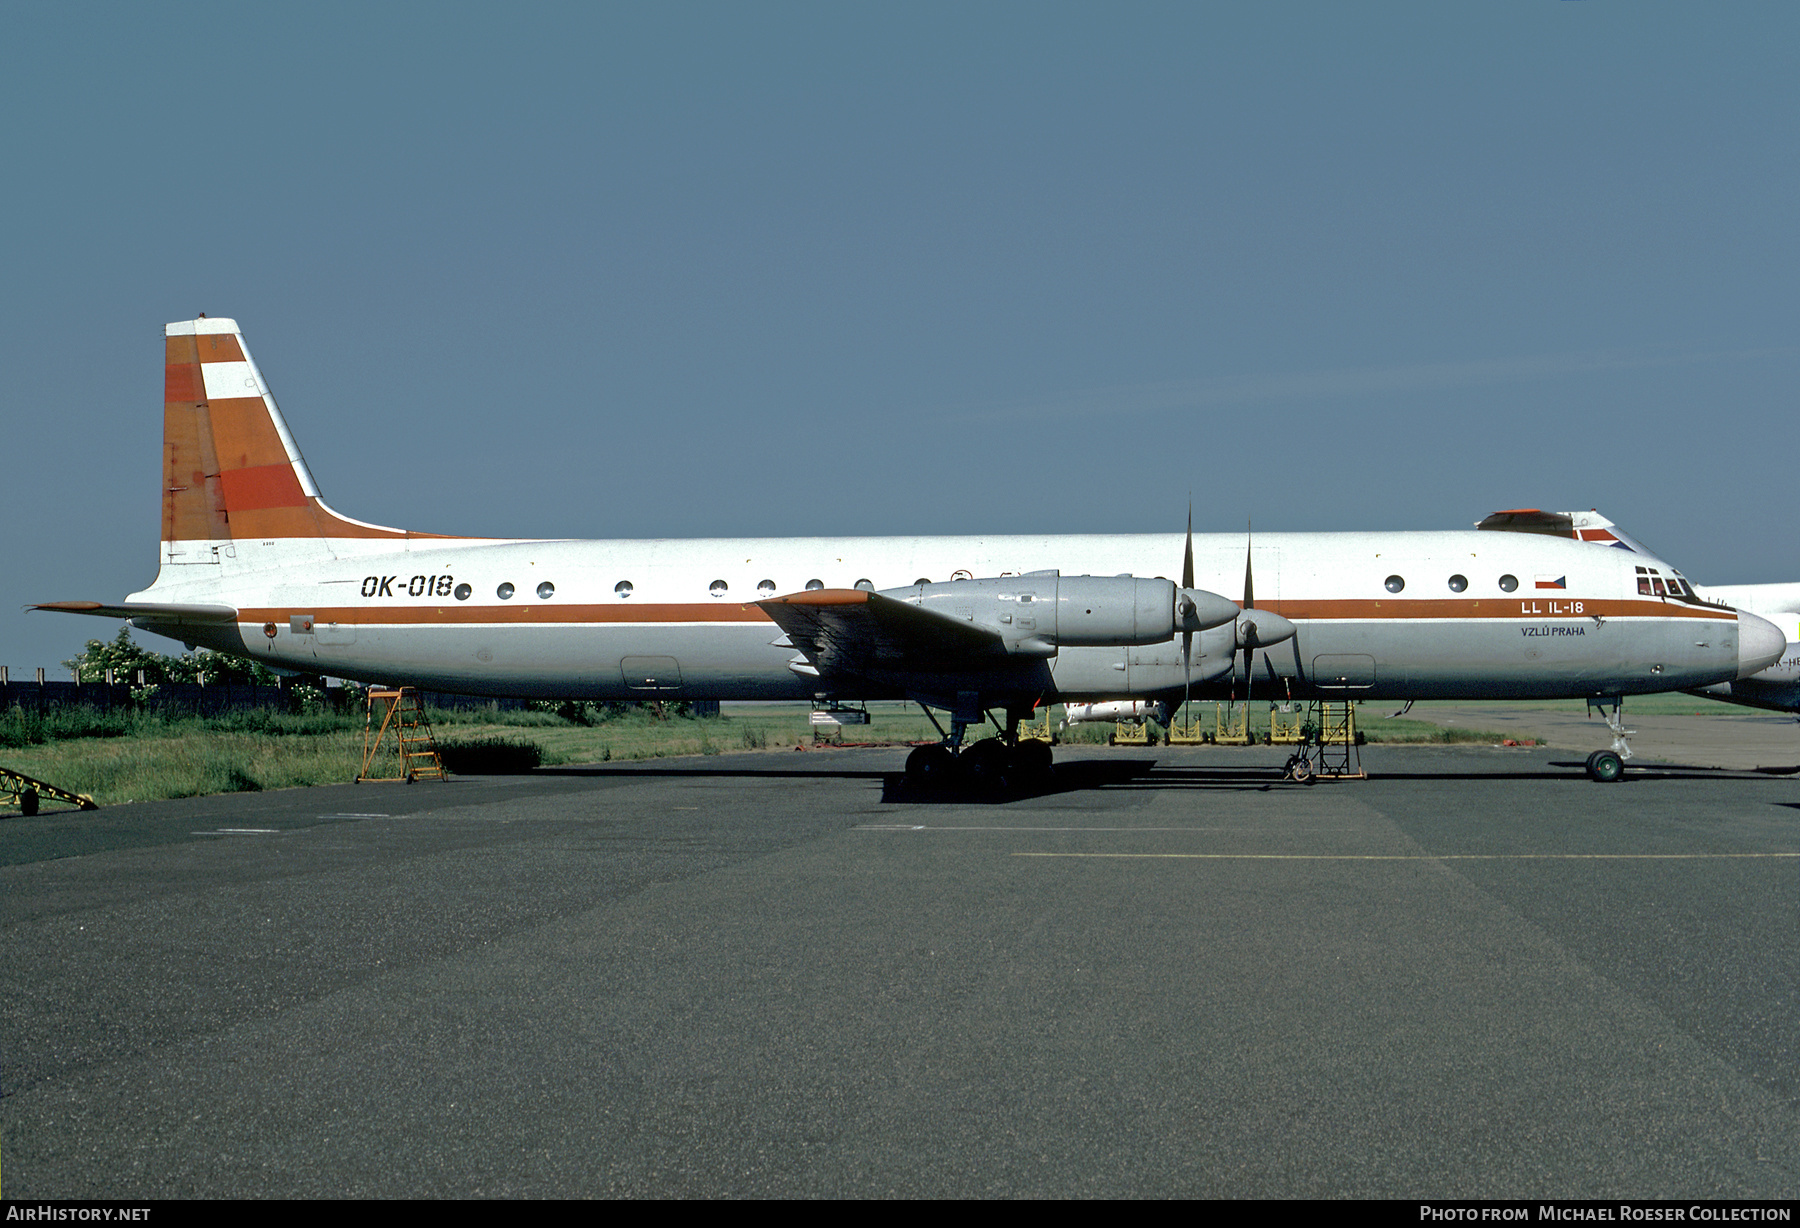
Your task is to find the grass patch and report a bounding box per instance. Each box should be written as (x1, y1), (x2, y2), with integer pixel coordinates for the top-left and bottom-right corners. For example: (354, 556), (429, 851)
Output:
(1, 731), (360, 805)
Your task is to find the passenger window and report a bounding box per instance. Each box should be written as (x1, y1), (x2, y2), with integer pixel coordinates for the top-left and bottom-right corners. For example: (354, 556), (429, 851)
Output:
(615, 581), (633, 598)
(497, 582), (515, 600)
(805, 579), (824, 591)
(1498, 575), (1518, 593)
(757, 579), (776, 596)
(1384, 575), (1405, 594)
(709, 580), (729, 597)
(1447, 575), (1468, 593)
(854, 579), (874, 591)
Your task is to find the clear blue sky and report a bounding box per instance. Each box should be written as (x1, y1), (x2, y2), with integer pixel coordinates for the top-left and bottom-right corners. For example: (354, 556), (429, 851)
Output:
(5, 2), (1797, 672)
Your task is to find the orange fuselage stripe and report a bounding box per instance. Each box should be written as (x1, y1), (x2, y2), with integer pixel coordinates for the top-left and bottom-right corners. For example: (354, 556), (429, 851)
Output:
(232, 595), (1734, 627)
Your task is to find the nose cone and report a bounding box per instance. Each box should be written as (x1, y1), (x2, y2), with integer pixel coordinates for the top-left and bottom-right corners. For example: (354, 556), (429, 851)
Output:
(1737, 610), (1788, 678)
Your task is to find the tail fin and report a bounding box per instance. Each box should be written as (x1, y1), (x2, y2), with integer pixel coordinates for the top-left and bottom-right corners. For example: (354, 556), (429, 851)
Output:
(162, 317), (447, 560)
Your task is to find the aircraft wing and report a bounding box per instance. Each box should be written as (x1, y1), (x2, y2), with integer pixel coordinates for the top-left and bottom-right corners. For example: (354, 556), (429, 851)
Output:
(32, 601), (240, 625)
(757, 589), (1006, 681)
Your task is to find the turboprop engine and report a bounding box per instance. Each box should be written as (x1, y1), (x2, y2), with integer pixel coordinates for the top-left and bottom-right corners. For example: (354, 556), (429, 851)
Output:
(880, 572), (1240, 657)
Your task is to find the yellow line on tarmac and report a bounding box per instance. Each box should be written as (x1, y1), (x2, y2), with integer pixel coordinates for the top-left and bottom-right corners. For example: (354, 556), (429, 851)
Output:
(1014, 852), (1800, 861)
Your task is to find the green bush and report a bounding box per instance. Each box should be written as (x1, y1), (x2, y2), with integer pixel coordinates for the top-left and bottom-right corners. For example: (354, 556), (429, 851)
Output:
(435, 736), (544, 774)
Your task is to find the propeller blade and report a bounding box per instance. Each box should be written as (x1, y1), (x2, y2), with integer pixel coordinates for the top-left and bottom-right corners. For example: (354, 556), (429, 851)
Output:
(1243, 521), (1255, 611)
(1181, 628), (1192, 728)
(1180, 501), (1195, 731)
(1182, 503), (1195, 591)
(1240, 523), (1255, 732)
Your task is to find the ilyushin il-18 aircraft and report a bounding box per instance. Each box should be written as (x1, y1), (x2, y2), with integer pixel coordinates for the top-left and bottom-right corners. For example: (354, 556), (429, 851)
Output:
(36, 318), (1788, 786)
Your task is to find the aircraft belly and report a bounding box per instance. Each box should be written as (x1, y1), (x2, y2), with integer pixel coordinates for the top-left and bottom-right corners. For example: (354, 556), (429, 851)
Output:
(244, 622), (819, 700)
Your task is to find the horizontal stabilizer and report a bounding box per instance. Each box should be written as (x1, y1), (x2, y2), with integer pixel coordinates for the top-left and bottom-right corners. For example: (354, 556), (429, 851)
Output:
(33, 601), (240, 624)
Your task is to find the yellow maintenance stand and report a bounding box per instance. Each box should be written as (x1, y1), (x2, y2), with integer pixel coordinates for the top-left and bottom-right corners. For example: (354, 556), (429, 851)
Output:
(1015, 708), (1054, 744)
(1268, 702), (1306, 745)
(1214, 702), (1256, 745)
(1110, 720), (1154, 745)
(1166, 703), (1207, 745)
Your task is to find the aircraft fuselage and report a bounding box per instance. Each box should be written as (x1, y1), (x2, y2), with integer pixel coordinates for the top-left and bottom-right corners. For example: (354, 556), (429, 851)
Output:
(132, 528), (1747, 704)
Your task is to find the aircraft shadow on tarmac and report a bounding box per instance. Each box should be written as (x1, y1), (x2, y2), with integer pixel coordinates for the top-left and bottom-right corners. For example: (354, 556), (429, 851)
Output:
(528, 755), (1796, 803)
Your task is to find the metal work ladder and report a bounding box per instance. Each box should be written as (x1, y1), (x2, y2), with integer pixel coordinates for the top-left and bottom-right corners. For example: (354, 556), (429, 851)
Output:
(1312, 701), (1366, 779)
(358, 688), (447, 783)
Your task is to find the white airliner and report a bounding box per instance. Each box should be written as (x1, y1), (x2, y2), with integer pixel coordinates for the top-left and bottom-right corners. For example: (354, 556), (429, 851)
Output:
(36, 318), (1787, 785)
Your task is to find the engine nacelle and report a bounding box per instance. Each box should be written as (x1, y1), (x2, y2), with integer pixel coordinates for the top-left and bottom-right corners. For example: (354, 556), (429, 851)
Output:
(880, 573), (1239, 656)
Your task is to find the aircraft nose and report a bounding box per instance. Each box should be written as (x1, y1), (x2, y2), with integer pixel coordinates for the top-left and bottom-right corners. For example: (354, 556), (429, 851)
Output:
(1736, 610), (1787, 678)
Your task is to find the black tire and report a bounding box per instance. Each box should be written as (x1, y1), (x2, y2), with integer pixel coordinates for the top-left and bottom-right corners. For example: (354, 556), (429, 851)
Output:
(19, 790), (38, 817)
(1586, 750), (1625, 783)
(958, 738), (1012, 791)
(905, 744), (955, 786)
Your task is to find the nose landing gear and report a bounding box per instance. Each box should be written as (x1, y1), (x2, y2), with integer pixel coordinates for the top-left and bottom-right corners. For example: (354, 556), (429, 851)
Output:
(1585, 749), (1626, 783)
(1584, 697), (1633, 782)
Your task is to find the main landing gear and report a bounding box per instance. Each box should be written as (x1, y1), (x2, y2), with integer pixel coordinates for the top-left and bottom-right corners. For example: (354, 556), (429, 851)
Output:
(1584, 697), (1634, 783)
(904, 702), (1054, 793)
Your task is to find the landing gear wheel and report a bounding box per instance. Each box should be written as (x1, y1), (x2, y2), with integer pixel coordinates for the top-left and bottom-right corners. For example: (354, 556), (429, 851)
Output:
(905, 744), (956, 787)
(958, 738), (1013, 792)
(1585, 750), (1625, 783)
(19, 789), (38, 817)
(1287, 754), (1314, 784)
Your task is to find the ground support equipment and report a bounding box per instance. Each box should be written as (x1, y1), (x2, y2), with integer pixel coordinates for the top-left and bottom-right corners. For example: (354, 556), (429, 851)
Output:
(1309, 701), (1366, 779)
(1111, 721), (1153, 745)
(1214, 702), (1256, 746)
(0, 767), (98, 816)
(1166, 704), (1207, 746)
(1268, 704), (1306, 745)
(358, 688), (448, 783)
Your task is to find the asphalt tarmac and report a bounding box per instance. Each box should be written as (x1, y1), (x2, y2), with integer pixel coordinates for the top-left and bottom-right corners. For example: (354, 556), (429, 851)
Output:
(1, 744), (1795, 1198)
